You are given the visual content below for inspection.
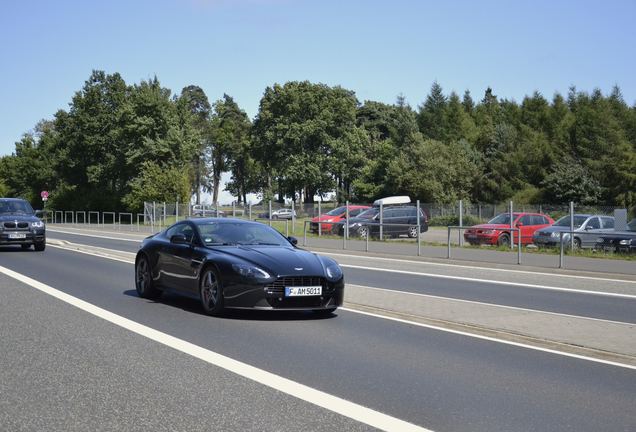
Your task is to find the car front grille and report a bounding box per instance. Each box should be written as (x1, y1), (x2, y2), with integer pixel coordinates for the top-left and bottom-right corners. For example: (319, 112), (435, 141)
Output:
(3, 222), (29, 230)
(264, 276), (327, 295)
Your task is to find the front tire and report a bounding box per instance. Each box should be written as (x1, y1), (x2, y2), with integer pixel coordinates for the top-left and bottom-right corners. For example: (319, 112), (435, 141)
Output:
(573, 238), (582, 249)
(135, 255), (162, 299)
(34, 241), (46, 252)
(199, 266), (224, 316)
(357, 226), (368, 239)
(312, 308), (336, 318)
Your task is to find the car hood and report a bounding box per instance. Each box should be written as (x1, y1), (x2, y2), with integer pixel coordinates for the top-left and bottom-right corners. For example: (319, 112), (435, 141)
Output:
(212, 245), (328, 277)
(535, 226), (580, 234)
(0, 214), (40, 223)
(469, 223), (509, 230)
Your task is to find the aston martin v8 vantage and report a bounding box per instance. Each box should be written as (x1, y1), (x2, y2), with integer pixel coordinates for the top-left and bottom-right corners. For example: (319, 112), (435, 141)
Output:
(135, 218), (344, 316)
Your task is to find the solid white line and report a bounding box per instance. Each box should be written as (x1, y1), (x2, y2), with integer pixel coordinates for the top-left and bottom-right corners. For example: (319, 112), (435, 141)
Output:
(322, 251), (636, 285)
(0, 265), (431, 432)
(48, 244), (135, 264)
(340, 264), (636, 299)
(339, 307), (636, 370)
(48, 228), (143, 242)
(348, 284), (636, 326)
(39, 244), (636, 368)
(48, 227), (636, 285)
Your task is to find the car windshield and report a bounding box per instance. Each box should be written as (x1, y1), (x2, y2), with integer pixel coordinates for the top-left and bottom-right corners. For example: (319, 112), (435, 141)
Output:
(356, 208), (379, 219)
(0, 199), (34, 215)
(553, 216), (588, 228)
(326, 207), (346, 216)
(488, 213), (520, 225)
(197, 222), (290, 246)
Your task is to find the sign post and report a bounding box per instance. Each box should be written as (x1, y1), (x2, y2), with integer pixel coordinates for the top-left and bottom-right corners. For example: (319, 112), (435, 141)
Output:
(40, 191), (49, 220)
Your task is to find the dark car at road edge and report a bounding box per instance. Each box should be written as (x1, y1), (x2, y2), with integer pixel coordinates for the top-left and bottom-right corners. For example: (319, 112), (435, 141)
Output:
(0, 198), (46, 251)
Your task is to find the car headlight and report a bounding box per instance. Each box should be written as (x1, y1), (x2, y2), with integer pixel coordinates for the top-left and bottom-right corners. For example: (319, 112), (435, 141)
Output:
(481, 229), (494, 234)
(619, 239), (631, 245)
(325, 263), (343, 281)
(325, 218), (335, 222)
(231, 264), (272, 281)
(31, 221), (45, 228)
(550, 232), (559, 238)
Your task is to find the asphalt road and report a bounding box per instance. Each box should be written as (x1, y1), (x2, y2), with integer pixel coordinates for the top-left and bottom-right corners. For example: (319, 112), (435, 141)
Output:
(46, 230), (636, 324)
(1, 245), (635, 431)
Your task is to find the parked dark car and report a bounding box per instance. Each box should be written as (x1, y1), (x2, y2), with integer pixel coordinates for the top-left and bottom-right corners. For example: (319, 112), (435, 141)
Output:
(135, 218), (344, 316)
(595, 218), (636, 253)
(339, 205), (428, 238)
(0, 198), (46, 251)
(533, 214), (615, 249)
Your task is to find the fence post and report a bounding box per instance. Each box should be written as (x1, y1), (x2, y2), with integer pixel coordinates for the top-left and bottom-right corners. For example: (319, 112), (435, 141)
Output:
(447, 226), (452, 258)
(249, 203), (252, 221)
(318, 200), (322, 236)
(268, 200), (272, 227)
(343, 201), (349, 250)
(569, 201), (574, 251)
(232, 202), (236, 218)
(303, 221), (307, 246)
(163, 202), (166, 227)
(379, 202), (384, 241)
(478, 204), (482, 221)
(285, 219), (289, 237)
(509, 200), (514, 249)
(459, 199), (464, 247)
(417, 200), (421, 256)
(176, 199), (179, 222)
(152, 201), (156, 232)
(291, 201), (295, 234)
(559, 231), (565, 268)
(517, 228), (521, 265)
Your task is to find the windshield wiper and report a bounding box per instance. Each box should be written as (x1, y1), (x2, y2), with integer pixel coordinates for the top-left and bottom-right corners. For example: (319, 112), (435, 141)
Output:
(206, 242), (237, 246)
(240, 242), (280, 246)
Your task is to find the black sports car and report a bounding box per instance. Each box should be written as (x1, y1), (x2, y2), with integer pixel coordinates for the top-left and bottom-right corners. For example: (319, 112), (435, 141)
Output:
(135, 218), (344, 316)
(0, 198), (46, 251)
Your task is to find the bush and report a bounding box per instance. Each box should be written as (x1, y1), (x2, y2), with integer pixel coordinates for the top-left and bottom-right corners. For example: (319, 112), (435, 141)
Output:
(428, 214), (483, 226)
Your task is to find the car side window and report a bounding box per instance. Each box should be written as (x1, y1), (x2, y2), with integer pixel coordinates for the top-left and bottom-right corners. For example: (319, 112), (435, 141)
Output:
(601, 217), (614, 229)
(166, 225), (180, 238)
(586, 217), (600, 229)
(518, 215), (533, 225)
(383, 209), (397, 218)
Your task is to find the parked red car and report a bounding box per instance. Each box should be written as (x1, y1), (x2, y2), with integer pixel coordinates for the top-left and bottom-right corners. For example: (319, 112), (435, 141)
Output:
(310, 205), (371, 234)
(463, 212), (554, 246)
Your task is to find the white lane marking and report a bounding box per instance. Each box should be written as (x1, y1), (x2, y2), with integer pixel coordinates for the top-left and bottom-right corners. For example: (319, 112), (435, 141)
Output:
(47, 228), (144, 242)
(322, 252), (636, 284)
(48, 244), (135, 264)
(48, 227), (636, 285)
(347, 284), (636, 326)
(340, 264), (636, 300)
(34, 244), (636, 368)
(339, 307), (636, 371)
(0, 265), (431, 432)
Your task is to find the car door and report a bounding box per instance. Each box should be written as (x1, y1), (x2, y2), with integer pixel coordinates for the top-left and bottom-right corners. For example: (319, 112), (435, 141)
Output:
(516, 214), (534, 244)
(161, 223), (196, 292)
(581, 217), (602, 247)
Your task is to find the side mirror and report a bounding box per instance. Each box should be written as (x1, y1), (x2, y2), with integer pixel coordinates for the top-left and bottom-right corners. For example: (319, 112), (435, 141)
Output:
(516, 223), (523, 228)
(170, 234), (188, 244)
(585, 225), (593, 230)
(288, 236), (298, 246)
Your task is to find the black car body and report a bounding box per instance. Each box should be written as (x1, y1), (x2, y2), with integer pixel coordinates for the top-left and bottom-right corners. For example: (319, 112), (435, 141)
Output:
(0, 198), (46, 251)
(340, 205), (428, 238)
(595, 218), (636, 253)
(135, 218), (344, 315)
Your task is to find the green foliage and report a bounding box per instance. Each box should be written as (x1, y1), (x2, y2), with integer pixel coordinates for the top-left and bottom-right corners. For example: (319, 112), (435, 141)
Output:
(541, 158), (603, 204)
(428, 214), (482, 227)
(123, 162), (191, 211)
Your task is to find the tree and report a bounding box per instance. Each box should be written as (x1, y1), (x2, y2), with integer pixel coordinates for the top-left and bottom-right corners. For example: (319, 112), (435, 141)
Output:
(180, 85), (211, 204)
(417, 81), (447, 140)
(541, 158), (602, 204)
(123, 162), (191, 211)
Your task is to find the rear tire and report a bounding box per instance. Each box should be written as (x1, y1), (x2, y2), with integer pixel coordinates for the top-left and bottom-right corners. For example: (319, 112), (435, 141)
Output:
(199, 266), (224, 316)
(135, 255), (162, 299)
(573, 238), (582, 249)
(407, 226), (418, 238)
(34, 241), (46, 252)
(357, 226), (368, 239)
(497, 233), (511, 247)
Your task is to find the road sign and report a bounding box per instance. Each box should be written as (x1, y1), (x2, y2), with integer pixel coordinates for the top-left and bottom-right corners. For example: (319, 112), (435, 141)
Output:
(41, 190), (49, 201)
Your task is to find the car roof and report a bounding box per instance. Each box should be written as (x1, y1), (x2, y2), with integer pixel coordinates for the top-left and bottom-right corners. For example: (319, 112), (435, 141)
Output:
(190, 217), (255, 225)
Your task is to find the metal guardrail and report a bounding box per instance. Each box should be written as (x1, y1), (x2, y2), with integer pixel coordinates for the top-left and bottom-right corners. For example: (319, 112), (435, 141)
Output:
(447, 226), (522, 264)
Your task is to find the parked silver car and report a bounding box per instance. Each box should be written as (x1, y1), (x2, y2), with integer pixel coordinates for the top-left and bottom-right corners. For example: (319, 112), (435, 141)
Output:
(533, 214), (615, 248)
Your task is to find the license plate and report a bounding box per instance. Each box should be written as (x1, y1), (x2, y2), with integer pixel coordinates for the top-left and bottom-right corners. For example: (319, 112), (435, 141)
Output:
(467, 235), (477, 239)
(285, 286), (322, 297)
(8, 233), (26, 239)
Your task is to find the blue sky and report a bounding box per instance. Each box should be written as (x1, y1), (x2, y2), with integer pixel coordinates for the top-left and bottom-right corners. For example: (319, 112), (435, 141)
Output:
(1, 0), (635, 159)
